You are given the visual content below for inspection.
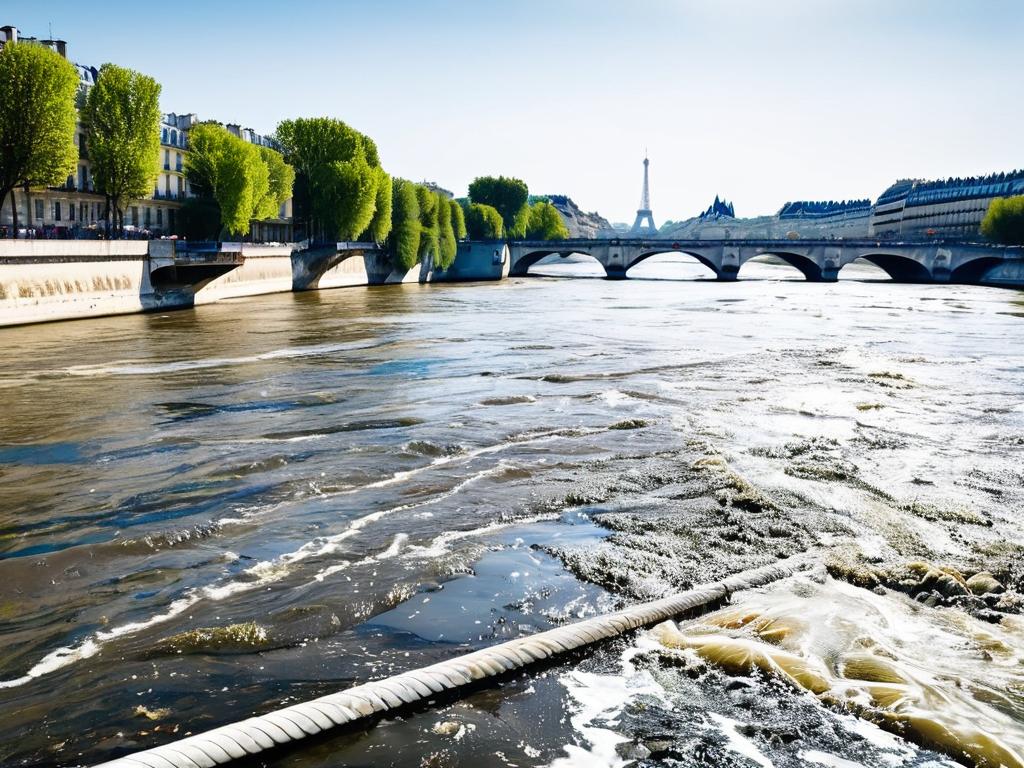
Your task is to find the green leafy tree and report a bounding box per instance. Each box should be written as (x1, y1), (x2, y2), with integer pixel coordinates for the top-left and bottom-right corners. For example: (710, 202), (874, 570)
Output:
(525, 200), (570, 240)
(218, 136), (268, 237)
(509, 202), (530, 239)
(463, 201), (504, 239)
(185, 123), (292, 238)
(468, 175), (529, 237)
(436, 195), (457, 269)
(389, 178), (421, 270)
(416, 184), (439, 261)
(981, 195), (1024, 246)
(0, 41), (78, 233)
(450, 199), (467, 240)
(82, 63), (161, 236)
(276, 117), (384, 242)
(256, 145), (295, 222)
(366, 170), (393, 244)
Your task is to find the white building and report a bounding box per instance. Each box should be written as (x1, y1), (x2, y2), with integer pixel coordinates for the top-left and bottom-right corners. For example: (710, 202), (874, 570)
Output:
(1, 24), (292, 241)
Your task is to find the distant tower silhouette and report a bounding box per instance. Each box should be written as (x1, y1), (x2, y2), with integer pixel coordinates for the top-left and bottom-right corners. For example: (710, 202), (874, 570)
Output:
(631, 154), (656, 234)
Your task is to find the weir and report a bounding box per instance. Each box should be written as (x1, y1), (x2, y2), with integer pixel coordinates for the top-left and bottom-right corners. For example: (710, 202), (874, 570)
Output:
(93, 555), (810, 768)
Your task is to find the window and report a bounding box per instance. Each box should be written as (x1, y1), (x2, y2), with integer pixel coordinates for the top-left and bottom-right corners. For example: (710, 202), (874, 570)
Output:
(170, 129), (177, 146)
(131, 206), (138, 226)
(162, 128), (168, 144)
(175, 152), (182, 172)
(177, 177), (184, 196)
(164, 149), (170, 170)
(157, 208), (163, 227)
(54, 201), (62, 221)
(79, 165), (87, 191)
(144, 207), (151, 227)
(34, 199), (43, 220)
(69, 204), (75, 222)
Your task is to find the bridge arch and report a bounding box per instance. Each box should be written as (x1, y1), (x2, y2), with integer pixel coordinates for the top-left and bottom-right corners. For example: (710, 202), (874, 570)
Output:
(841, 252), (933, 282)
(512, 249), (604, 278)
(950, 255), (1003, 283)
(626, 249), (721, 279)
(739, 251), (826, 281)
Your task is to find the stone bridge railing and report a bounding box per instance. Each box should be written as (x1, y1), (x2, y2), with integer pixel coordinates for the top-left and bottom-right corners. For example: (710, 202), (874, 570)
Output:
(504, 237), (1024, 284)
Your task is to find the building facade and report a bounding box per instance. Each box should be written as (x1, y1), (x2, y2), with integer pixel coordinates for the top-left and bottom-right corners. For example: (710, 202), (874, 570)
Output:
(870, 172), (1024, 239)
(1, 24), (292, 241)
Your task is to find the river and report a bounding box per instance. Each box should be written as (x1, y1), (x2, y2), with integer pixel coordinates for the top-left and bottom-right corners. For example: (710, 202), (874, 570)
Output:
(1, 256), (1023, 767)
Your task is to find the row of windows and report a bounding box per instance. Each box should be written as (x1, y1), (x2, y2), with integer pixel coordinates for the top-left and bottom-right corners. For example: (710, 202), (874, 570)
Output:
(163, 149), (183, 172)
(34, 199), (176, 229)
(160, 127), (187, 148)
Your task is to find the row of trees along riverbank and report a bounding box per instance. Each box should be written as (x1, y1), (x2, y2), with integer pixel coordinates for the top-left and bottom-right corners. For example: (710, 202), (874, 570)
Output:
(0, 41), (571, 268)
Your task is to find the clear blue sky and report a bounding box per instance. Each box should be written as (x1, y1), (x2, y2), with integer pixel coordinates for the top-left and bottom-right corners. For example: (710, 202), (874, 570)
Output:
(13, 0), (1024, 223)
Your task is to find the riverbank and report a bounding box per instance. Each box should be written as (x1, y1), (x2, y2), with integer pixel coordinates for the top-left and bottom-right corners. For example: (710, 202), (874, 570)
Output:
(0, 240), (511, 327)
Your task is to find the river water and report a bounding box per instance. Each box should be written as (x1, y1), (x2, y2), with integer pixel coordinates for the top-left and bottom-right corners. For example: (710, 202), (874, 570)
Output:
(1, 256), (1023, 768)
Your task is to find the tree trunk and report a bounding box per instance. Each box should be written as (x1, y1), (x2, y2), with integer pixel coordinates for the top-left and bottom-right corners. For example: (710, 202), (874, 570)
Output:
(104, 195), (111, 239)
(1, 187), (15, 236)
(24, 184), (32, 232)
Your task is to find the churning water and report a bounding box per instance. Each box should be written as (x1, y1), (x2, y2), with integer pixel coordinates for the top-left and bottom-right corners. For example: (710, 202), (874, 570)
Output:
(0, 255), (1022, 767)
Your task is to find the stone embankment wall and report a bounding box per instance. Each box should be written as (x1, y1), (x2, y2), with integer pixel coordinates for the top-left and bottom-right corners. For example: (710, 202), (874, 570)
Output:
(0, 240), (511, 327)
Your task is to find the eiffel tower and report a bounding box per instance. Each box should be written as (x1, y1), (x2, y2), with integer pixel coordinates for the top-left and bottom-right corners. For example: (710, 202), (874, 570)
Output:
(630, 153), (656, 235)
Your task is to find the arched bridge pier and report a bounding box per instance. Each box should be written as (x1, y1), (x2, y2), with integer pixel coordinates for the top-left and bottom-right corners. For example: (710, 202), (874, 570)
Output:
(505, 238), (1022, 284)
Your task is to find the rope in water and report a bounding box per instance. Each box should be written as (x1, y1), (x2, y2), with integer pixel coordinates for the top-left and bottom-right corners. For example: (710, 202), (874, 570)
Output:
(95, 554), (810, 768)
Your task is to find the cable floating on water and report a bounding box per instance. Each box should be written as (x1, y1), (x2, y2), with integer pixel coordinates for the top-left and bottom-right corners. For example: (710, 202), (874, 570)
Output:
(94, 554), (811, 768)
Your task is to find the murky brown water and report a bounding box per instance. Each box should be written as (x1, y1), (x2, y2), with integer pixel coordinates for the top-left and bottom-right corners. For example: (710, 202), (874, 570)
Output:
(1, 256), (1022, 767)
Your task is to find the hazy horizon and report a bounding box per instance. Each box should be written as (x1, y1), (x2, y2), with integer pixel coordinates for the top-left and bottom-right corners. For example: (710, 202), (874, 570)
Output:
(12, 0), (1024, 223)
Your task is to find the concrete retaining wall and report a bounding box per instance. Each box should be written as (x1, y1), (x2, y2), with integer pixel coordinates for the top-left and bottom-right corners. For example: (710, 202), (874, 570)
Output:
(0, 240), (514, 327)
(195, 245), (294, 304)
(436, 241), (509, 282)
(0, 241), (184, 326)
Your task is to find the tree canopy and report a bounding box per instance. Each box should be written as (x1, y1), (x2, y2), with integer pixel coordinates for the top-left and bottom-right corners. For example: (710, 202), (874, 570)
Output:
(184, 123), (293, 238)
(981, 195), (1024, 246)
(468, 175), (529, 238)
(82, 63), (162, 234)
(525, 200), (569, 240)
(436, 195), (457, 270)
(0, 41), (79, 231)
(257, 146), (295, 221)
(386, 181), (462, 271)
(463, 202), (504, 239)
(275, 117), (388, 242)
(389, 178), (421, 270)
(450, 198), (467, 240)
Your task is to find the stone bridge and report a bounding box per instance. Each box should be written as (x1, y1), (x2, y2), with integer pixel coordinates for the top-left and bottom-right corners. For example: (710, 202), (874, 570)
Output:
(506, 237), (1024, 283)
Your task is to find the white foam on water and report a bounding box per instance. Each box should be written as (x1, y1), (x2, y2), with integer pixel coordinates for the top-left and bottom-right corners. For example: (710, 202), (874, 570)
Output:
(600, 390), (628, 407)
(708, 713), (775, 768)
(0, 639), (101, 690)
(354, 427), (602, 493)
(58, 339), (385, 378)
(548, 635), (671, 768)
(0, 462), (506, 689)
(402, 509), (562, 561)
(799, 750), (869, 768)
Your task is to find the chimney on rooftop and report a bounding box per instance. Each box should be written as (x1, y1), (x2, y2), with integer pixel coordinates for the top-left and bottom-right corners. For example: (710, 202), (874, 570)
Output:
(0, 26), (18, 45)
